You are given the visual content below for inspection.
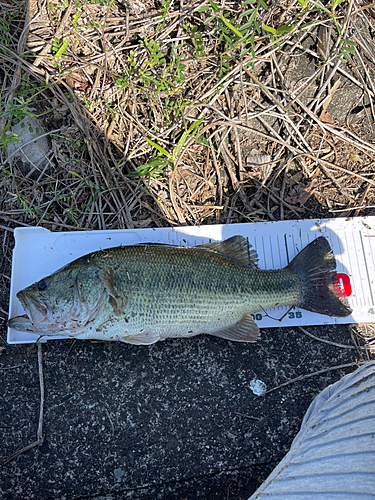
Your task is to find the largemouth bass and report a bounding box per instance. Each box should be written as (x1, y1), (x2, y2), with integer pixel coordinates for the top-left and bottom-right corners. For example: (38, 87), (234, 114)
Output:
(8, 236), (352, 344)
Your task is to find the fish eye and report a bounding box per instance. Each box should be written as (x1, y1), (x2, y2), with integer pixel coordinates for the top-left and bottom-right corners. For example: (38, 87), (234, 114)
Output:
(38, 281), (48, 291)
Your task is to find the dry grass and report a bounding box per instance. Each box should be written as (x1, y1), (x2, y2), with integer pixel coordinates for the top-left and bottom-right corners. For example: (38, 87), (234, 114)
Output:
(0, 0), (375, 232)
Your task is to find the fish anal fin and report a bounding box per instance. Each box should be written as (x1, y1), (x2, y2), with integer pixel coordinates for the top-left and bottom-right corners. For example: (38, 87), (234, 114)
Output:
(198, 236), (259, 269)
(98, 268), (123, 314)
(209, 313), (259, 342)
(121, 330), (160, 345)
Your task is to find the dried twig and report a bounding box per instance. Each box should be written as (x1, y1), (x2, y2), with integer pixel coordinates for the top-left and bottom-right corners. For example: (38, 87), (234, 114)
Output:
(263, 362), (363, 396)
(298, 326), (366, 350)
(234, 412), (261, 421)
(1, 344), (45, 465)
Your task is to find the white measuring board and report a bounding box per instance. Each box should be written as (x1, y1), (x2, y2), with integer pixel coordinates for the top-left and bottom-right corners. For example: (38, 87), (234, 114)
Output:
(7, 217), (375, 344)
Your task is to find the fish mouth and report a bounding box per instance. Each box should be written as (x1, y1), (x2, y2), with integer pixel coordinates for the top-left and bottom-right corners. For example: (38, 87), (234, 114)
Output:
(7, 314), (38, 333)
(16, 290), (50, 325)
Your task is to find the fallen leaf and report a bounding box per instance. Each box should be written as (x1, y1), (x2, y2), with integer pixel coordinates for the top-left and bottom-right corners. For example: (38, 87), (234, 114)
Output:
(319, 110), (335, 124)
(246, 149), (274, 183)
(286, 179), (319, 205)
(298, 179), (319, 205)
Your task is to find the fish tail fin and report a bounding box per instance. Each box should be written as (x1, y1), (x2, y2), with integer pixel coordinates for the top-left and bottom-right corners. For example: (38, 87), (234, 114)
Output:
(287, 237), (352, 317)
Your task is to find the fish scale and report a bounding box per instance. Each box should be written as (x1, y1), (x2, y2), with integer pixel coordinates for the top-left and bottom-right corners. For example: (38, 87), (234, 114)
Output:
(94, 246), (295, 337)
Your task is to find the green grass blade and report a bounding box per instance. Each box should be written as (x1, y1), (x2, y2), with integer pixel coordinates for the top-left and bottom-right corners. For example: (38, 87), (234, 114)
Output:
(239, 8), (255, 18)
(145, 137), (171, 158)
(54, 38), (69, 60)
(220, 13), (243, 38)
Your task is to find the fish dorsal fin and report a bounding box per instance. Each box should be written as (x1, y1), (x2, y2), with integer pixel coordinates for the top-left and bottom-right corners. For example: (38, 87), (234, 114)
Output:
(198, 236), (258, 269)
(208, 313), (259, 342)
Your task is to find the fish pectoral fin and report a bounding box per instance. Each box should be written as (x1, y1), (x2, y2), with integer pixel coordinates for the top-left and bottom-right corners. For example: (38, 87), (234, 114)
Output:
(120, 330), (160, 345)
(98, 268), (123, 314)
(209, 313), (260, 342)
(73, 276), (83, 305)
(198, 236), (259, 269)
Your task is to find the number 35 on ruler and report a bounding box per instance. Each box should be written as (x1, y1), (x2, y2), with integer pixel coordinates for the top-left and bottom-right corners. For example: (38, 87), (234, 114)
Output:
(250, 311), (303, 321)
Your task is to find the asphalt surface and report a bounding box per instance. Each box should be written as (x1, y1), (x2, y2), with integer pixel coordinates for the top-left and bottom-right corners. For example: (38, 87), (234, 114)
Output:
(1, 319), (362, 500)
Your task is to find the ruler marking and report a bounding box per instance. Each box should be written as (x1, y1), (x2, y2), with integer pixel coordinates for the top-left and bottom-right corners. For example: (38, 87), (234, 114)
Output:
(332, 232), (344, 274)
(298, 229), (303, 256)
(254, 235), (257, 267)
(359, 231), (375, 306)
(368, 237), (375, 285)
(291, 233), (296, 259)
(343, 231), (358, 308)
(284, 234), (290, 265)
(270, 235), (275, 268)
(262, 235), (267, 269)
(276, 234), (280, 268)
(352, 231), (366, 307)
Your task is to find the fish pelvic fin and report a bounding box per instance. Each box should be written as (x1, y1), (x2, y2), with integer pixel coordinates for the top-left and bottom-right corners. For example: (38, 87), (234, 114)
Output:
(120, 330), (160, 345)
(209, 313), (260, 342)
(198, 236), (259, 269)
(287, 236), (352, 317)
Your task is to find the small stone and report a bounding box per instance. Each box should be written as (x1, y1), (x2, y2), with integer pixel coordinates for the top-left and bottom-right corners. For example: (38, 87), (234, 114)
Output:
(249, 379), (267, 396)
(114, 468), (124, 482)
(0, 400), (12, 411)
